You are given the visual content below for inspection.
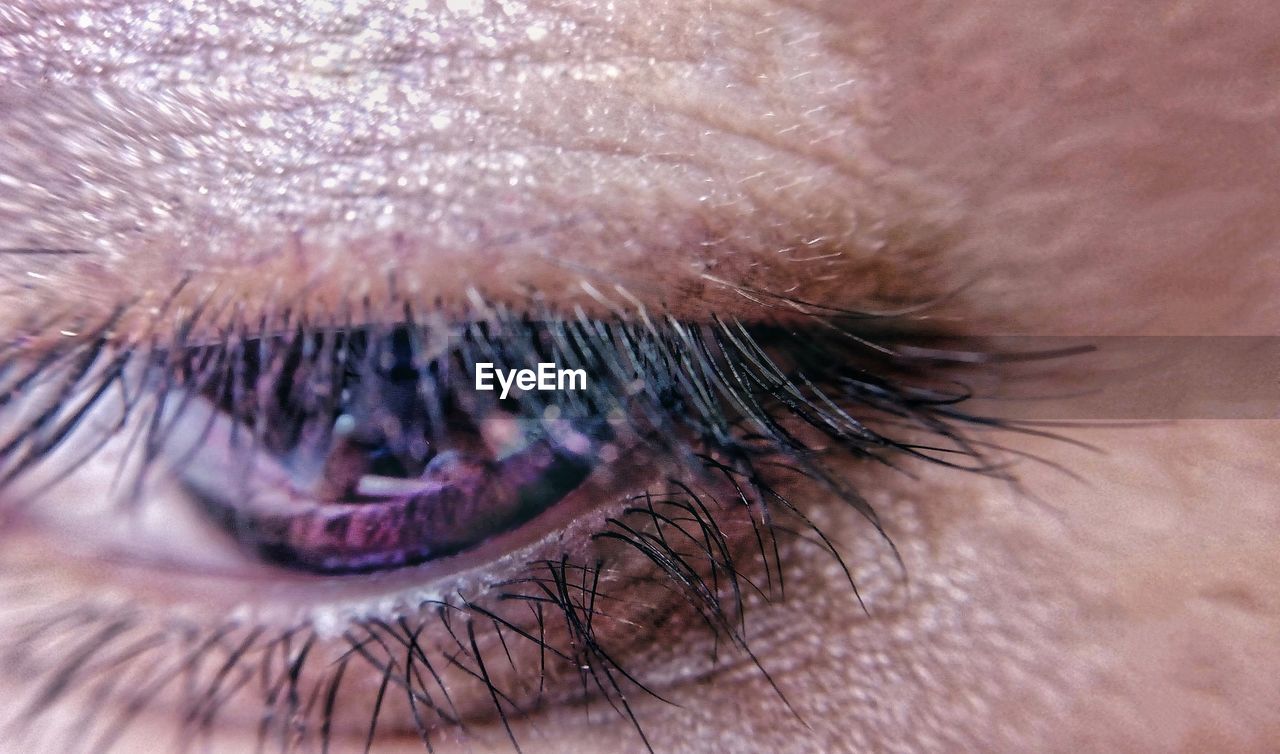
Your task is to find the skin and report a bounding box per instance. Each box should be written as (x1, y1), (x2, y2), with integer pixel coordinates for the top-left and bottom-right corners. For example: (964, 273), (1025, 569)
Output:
(2, 0), (1279, 752)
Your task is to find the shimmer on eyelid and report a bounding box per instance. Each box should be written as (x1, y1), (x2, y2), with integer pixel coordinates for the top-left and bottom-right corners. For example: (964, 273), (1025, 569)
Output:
(0, 0), (959, 333)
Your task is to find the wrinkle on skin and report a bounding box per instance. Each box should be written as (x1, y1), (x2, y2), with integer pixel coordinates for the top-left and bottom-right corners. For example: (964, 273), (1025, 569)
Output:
(2, 0), (1280, 753)
(0, 0), (955, 333)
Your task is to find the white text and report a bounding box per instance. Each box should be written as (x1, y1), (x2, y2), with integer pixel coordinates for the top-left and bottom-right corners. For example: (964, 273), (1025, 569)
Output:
(474, 362), (587, 399)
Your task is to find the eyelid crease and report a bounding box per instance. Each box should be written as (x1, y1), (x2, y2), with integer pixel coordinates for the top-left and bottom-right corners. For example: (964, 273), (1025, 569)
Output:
(0, 232), (969, 366)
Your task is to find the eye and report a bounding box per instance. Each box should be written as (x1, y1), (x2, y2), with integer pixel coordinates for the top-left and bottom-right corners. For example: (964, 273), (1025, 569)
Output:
(0, 294), (1007, 751)
(169, 323), (608, 573)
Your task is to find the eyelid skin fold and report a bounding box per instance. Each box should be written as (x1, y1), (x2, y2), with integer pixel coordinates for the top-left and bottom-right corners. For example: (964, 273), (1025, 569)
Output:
(0, 0), (962, 338)
(0, 217), (960, 348)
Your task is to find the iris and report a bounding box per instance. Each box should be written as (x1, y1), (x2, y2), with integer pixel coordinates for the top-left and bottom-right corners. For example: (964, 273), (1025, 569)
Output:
(164, 324), (605, 573)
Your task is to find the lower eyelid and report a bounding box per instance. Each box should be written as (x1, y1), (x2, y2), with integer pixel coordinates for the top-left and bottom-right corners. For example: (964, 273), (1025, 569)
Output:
(0, 474), (798, 746)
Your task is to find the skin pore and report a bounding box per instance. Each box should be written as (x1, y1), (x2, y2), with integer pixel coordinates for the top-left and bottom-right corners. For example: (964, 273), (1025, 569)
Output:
(2, 0), (1280, 752)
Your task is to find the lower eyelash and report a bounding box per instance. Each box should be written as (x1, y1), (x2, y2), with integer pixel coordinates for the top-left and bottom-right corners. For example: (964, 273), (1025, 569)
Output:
(0, 292), (1023, 753)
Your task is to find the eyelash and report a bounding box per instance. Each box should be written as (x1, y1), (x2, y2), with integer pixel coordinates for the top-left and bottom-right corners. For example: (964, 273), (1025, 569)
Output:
(0, 291), (1011, 754)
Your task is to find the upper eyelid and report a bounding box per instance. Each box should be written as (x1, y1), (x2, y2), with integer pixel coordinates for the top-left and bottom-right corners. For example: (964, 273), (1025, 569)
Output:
(0, 240), (953, 353)
(1, 4), (954, 331)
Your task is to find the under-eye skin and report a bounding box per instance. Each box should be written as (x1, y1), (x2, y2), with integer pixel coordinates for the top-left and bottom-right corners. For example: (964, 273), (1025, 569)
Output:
(0, 287), (1022, 751)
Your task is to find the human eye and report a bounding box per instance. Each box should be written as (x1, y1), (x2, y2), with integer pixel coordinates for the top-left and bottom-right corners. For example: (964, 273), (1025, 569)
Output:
(0, 275), (1010, 751)
(0, 2), (1018, 750)
(9, 0), (1279, 752)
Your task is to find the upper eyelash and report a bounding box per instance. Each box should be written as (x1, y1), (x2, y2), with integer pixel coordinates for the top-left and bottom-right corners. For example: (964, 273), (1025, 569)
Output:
(0, 291), (1017, 754)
